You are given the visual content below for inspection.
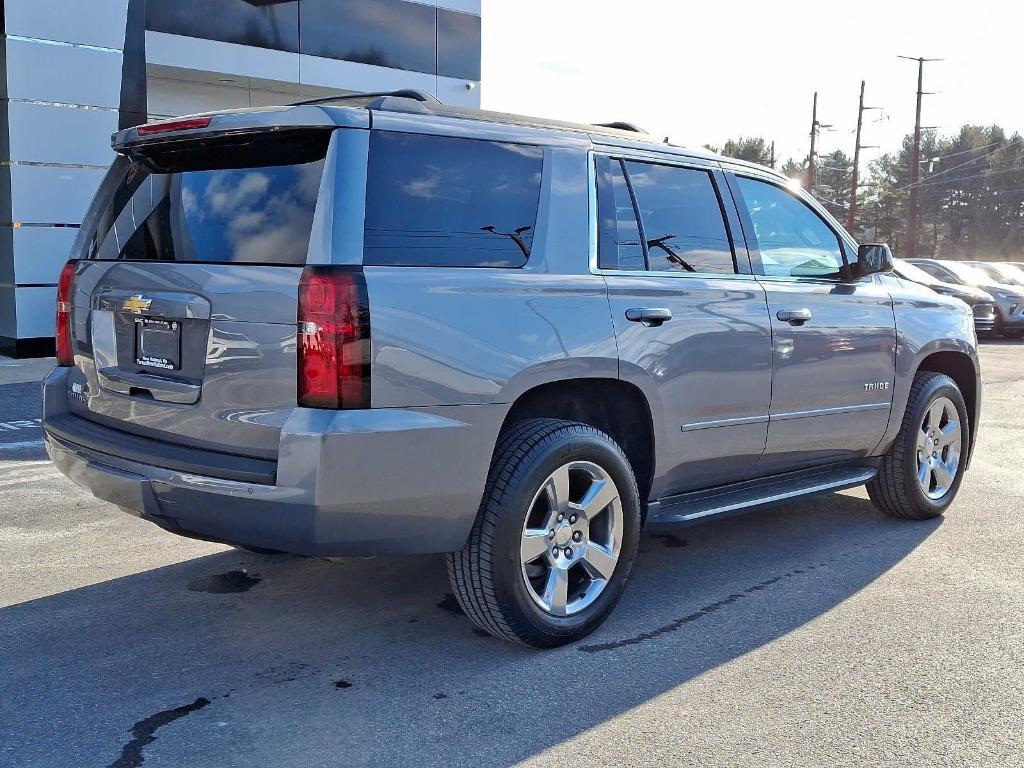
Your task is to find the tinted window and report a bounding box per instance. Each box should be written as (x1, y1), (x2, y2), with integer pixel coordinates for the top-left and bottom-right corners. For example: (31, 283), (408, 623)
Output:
(147, 0), (299, 52)
(364, 132), (543, 268)
(437, 9), (482, 80)
(624, 162), (735, 274)
(735, 177), (844, 279)
(912, 262), (957, 283)
(90, 160), (325, 265)
(597, 157), (644, 270)
(301, 0), (436, 73)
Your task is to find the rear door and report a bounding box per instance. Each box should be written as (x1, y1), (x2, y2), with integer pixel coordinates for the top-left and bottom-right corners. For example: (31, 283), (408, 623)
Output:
(64, 123), (360, 460)
(727, 172), (896, 473)
(598, 153), (774, 497)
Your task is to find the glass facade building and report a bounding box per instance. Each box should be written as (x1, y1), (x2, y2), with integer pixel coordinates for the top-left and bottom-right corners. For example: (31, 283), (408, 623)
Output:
(0, 0), (482, 355)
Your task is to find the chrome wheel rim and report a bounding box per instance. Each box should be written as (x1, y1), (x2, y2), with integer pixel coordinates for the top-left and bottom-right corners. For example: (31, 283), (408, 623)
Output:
(520, 461), (623, 617)
(916, 396), (962, 500)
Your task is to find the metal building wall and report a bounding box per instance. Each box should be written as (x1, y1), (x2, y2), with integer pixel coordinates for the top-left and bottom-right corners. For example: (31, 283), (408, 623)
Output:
(0, 0), (481, 355)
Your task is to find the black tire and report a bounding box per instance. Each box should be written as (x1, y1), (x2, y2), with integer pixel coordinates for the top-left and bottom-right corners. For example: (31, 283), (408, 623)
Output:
(447, 418), (641, 648)
(867, 372), (969, 520)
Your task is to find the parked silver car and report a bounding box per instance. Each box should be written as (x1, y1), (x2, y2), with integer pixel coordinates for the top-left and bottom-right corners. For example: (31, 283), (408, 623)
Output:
(908, 259), (1024, 337)
(892, 259), (997, 336)
(968, 261), (1024, 289)
(44, 92), (982, 646)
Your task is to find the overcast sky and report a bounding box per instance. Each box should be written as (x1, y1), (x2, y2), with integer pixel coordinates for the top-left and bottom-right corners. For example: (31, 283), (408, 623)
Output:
(482, 1), (1023, 168)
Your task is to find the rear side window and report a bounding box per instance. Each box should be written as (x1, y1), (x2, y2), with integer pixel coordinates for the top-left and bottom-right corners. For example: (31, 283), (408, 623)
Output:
(364, 132), (543, 268)
(734, 176), (845, 279)
(87, 135), (329, 266)
(624, 162), (736, 274)
(597, 157), (736, 274)
(596, 157), (644, 270)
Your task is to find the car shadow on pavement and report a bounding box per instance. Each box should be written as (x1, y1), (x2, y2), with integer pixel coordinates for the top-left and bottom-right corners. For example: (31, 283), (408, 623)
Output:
(0, 491), (940, 768)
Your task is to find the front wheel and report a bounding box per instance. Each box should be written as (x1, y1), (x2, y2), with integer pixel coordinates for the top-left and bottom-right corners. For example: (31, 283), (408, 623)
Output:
(447, 419), (640, 648)
(868, 372), (969, 520)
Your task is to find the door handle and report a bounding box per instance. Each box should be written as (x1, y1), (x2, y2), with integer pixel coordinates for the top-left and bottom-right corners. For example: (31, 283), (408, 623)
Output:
(776, 308), (812, 326)
(626, 307), (672, 327)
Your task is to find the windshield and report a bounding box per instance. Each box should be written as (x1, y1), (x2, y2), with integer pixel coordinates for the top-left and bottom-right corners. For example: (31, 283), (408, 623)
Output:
(894, 259), (943, 286)
(938, 261), (999, 288)
(982, 262), (1024, 286)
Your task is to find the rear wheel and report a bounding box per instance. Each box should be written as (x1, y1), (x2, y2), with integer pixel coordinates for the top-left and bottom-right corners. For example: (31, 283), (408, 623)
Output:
(868, 372), (969, 520)
(447, 419), (640, 648)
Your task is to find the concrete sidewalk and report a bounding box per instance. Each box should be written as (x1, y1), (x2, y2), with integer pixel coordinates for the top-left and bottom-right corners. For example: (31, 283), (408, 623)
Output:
(0, 356), (55, 386)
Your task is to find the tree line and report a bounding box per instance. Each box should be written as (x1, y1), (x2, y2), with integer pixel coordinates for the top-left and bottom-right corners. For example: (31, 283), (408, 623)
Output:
(705, 128), (1024, 261)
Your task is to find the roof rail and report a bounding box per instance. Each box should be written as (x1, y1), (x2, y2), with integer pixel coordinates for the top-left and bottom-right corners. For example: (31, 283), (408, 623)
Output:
(593, 121), (648, 134)
(289, 89), (442, 107)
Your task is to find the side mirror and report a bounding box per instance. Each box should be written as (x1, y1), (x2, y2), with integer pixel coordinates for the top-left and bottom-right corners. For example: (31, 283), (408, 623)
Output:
(851, 243), (894, 279)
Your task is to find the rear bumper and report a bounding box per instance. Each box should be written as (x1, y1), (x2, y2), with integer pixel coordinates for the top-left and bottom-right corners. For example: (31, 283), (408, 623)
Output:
(43, 368), (502, 556)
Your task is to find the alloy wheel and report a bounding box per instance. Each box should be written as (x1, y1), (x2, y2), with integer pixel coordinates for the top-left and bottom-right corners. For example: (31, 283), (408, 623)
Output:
(519, 461), (623, 617)
(916, 396), (962, 500)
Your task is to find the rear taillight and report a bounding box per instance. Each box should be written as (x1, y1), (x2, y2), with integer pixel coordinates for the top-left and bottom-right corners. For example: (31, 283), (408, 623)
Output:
(136, 116), (213, 136)
(55, 260), (77, 366)
(297, 267), (370, 409)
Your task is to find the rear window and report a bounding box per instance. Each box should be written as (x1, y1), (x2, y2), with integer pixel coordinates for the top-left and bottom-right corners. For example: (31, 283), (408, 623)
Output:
(364, 131), (543, 268)
(87, 135), (328, 266)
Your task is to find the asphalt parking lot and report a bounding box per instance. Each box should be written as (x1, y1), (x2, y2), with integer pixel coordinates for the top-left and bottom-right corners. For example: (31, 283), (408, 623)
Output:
(1, 342), (1022, 768)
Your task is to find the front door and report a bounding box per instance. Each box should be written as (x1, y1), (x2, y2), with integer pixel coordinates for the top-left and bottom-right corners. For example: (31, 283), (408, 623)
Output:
(596, 154), (773, 498)
(728, 173), (896, 473)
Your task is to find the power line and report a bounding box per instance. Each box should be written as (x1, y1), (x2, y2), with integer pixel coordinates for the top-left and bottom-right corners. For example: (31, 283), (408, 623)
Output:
(895, 137), (1024, 191)
(932, 141), (1000, 161)
(902, 165), (1024, 190)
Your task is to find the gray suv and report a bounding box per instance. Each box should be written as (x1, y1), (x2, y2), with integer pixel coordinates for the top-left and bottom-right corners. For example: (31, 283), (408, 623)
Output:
(44, 91), (982, 647)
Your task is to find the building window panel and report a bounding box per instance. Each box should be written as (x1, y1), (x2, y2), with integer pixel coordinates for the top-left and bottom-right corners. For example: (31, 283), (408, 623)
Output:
(300, 0), (437, 74)
(437, 9), (481, 80)
(146, 0), (300, 53)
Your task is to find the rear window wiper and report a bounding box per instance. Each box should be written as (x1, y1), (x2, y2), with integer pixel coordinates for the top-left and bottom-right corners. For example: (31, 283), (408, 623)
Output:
(647, 234), (696, 272)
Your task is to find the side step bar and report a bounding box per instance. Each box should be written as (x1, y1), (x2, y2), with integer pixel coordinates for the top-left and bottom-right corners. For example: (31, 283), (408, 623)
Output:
(645, 465), (878, 528)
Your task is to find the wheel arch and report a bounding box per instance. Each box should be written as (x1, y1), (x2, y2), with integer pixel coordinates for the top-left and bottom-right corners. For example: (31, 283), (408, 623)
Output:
(915, 349), (981, 466)
(497, 378), (657, 510)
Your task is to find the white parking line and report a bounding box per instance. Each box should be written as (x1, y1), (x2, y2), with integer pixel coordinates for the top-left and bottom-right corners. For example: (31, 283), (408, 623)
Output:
(0, 458), (52, 467)
(0, 418), (42, 431)
(0, 440), (46, 451)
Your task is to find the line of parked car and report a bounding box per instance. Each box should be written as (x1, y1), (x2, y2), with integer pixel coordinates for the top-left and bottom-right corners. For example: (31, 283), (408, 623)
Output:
(891, 258), (1024, 338)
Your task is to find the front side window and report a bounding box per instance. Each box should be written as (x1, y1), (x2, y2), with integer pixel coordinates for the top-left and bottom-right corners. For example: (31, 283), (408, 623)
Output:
(625, 162), (736, 274)
(735, 176), (845, 279)
(364, 132), (543, 268)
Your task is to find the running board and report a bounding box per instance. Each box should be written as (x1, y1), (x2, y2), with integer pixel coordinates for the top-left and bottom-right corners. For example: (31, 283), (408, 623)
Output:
(645, 465), (878, 528)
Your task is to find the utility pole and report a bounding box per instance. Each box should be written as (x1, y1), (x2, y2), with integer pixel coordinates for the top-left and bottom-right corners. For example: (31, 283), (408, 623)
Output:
(807, 92), (832, 192)
(847, 80), (880, 235)
(770, 140), (776, 169)
(898, 56), (941, 257)
(808, 92), (818, 190)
